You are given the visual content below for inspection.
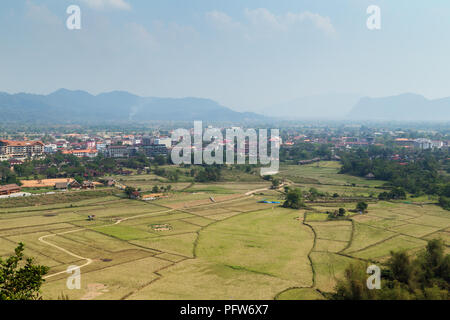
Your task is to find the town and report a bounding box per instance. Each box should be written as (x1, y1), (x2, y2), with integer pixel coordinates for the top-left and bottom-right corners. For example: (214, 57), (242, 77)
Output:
(0, 123), (449, 202)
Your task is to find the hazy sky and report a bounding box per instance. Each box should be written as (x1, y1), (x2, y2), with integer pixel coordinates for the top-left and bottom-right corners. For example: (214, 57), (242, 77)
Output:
(1, 0), (450, 112)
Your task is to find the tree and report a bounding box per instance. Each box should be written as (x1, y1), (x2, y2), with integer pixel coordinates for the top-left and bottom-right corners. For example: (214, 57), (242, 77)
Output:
(386, 251), (413, 285)
(283, 188), (304, 209)
(416, 239), (450, 288)
(308, 187), (320, 201)
(338, 208), (346, 216)
(0, 243), (49, 300)
(271, 178), (281, 189)
(74, 175), (84, 184)
(154, 155), (167, 166)
(356, 201), (368, 212)
(333, 239), (450, 300)
(438, 196), (450, 210)
(124, 186), (136, 198)
(332, 262), (377, 300)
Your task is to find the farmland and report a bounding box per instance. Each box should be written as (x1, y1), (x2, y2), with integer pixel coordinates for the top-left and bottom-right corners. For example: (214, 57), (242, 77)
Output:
(0, 162), (449, 300)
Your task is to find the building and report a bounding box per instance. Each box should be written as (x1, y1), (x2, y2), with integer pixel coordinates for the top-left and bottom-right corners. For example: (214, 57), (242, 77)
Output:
(62, 149), (98, 158)
(106, 145), (132, 158)
(86, 140), (96, 149)
(81, 181), (95, 189)
(44, 144), (58, 154)
(54, 182), (68, 190)
(394, 138), (415, 148)
(141, 144), (168, 157)
(413, 138), (443, 150)
(154, 137), (172, 148)
(142, 136), (154, 146)
(8, 159), (24, 166)
(69, 180), (81, 189)
(0, 184), (21, 195)
(0, 140), (44, 159)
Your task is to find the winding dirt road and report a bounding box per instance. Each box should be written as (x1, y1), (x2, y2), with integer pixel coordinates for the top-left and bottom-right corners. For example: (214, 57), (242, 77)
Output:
(39, 184), (276, 279)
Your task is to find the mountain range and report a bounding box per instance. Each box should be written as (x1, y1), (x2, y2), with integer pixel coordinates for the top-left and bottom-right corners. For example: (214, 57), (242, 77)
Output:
(1, 90), (449, 123)
(263, 93), (361, 120)
(348, 93), (450, 121)
(0, 89), (264, 123)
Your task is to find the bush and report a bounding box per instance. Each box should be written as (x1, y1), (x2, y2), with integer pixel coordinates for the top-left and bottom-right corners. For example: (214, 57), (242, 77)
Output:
(356, 201), (368, 212)
(283, 188), (305, 209)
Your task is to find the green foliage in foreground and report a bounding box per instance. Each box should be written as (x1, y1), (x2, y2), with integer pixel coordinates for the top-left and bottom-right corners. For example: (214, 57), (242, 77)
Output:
(0, 243), (49, 300)
(332, 239), (450, 300)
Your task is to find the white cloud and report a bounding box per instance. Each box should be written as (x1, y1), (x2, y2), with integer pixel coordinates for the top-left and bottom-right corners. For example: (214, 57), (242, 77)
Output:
(206, 11), (241, 30)
(208, 8), (336, 37)
(244, 8), (284, 30)
(285, 11), (336, 35)
(79, 0), (131, 11)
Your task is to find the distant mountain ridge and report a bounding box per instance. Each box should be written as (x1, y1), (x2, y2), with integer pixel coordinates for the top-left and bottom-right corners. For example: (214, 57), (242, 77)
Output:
(263, 93), (361, 120)
(0, 89), (264, 123)
(348, 93), (450, 121)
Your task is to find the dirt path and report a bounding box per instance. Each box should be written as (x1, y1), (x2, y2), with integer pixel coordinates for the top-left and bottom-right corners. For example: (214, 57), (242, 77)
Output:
(39, 185), (272, 279)
(40, 208), (175, 279)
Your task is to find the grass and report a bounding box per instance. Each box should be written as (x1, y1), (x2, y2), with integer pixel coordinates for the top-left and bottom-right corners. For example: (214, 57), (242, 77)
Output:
(276, 288), (325, 300)
(352, 235), (427, 261)
(94, 225), (154, 241)
(183, 185), (238, 194)
(196, 208), (314, 282)
(278, 162), (385, 188)
(130, 233), (198, 257)
(343, 222), (396, 254)
(0, 161), (447, 300)
(124, 207), (315, 300)
(0, 189), (116, 209)
(310, 252), (357, 292)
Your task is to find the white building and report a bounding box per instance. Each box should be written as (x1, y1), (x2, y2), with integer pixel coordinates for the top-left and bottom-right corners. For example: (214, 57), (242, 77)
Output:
(44, 144), (58, 153)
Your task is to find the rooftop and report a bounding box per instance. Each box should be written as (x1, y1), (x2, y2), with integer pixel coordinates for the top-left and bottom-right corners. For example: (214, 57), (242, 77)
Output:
(0, 140), (44, 147)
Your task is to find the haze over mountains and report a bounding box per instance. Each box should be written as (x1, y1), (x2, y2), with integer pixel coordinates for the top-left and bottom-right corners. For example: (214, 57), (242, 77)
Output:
(263, 94), (361, 120)
(0, 89), (263, 123)
(0, 90), (449, 123)
(349, 93), (450, 121)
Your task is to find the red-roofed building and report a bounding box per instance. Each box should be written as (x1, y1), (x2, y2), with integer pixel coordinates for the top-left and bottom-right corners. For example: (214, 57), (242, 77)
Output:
(0, 140), (44, 159)
(62, 149), (98, 158)
(0, 184), (21, 196)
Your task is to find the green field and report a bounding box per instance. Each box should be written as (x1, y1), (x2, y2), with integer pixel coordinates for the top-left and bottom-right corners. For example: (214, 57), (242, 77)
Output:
(0, 161), (448, 300)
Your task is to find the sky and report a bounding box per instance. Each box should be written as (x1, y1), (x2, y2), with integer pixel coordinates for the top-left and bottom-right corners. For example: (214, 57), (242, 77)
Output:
(1, 0), (450, 113)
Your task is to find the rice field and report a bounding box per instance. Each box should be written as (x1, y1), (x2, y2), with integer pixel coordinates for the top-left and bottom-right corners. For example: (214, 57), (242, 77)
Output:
(0, 161), (448, 300)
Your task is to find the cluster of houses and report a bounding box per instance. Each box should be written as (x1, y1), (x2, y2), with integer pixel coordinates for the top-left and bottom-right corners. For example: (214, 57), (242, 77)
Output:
(283, 131), (448, 152)
(51, 134), (173, 159)
(54, 180), (96, 191)
(0, 179), (97, 197)
(394, 138), (446, 150)
(0, 132), (174, 161)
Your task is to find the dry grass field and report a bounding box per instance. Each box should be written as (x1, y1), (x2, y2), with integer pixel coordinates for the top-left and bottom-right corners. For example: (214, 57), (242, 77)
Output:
(0, 162), (448, 300)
